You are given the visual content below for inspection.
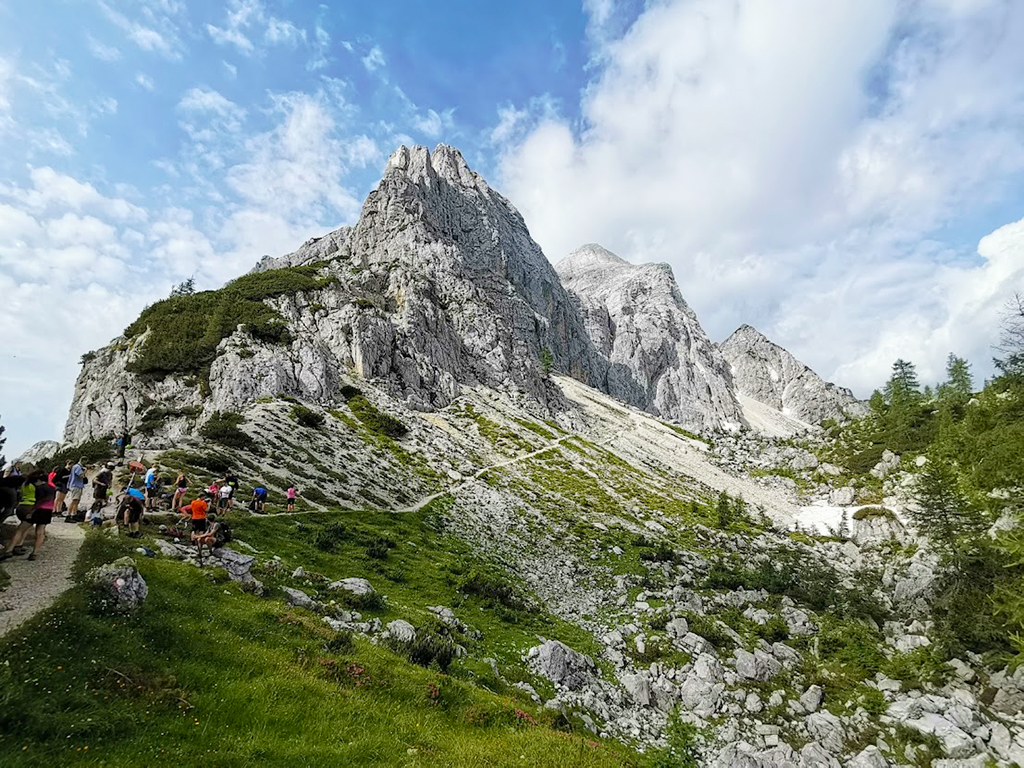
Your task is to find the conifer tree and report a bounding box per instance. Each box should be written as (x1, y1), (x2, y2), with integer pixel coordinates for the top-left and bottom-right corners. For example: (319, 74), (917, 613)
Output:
(838, 510), (850, 542)
(0, 414), (5, 470)
(909, 457), (986, 553)
(716, 491), (731, 529)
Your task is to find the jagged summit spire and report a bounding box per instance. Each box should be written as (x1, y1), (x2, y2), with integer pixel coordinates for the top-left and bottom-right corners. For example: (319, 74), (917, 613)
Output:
(385, 144), (478, 188)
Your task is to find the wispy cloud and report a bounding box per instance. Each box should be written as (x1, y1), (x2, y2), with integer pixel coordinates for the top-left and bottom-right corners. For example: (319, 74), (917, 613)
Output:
(99, 1), (182, 59)
(135, 73), (155, 91)
(86, 34), (122, 62)
(307, 25), (331, 71)
(362, 45), (386, 73)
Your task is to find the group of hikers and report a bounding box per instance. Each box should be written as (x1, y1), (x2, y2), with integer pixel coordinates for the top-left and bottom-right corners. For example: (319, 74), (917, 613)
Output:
(0, 439), (300, 563)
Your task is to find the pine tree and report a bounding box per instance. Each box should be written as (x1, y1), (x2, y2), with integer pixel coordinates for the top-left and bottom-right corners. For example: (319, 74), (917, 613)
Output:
(716, 491), (731, 529)
(939, 354), (973, 407)
(0, 414), (5, 471)
(838, 510), (850, 541)
(996, 293), (1024, 379)
(884, 359), (922, 410)
(169, 277), (195, 298)
(909, 457), (986, 553)
(539, 348), (554, 377)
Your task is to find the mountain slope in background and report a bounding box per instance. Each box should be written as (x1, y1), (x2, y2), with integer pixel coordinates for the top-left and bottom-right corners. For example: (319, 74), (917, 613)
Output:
(720, 324), (866, 425)
(557, 244), (746, 432)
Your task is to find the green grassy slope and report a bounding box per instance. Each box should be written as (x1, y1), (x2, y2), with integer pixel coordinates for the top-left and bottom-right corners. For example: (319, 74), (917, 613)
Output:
(0, 520), (636, 767)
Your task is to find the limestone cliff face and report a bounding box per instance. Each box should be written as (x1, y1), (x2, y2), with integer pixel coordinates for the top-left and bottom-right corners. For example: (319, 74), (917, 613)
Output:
(63, 145), (607, 444)
(556, 244), (746, 432)
(719, 325), (865, 425)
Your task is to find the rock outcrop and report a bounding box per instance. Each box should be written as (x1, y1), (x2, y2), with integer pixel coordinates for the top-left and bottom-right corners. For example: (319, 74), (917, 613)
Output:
(62, 146), (620, 444)
(720, 325), (865, 425)
(557, 244), (745, 432)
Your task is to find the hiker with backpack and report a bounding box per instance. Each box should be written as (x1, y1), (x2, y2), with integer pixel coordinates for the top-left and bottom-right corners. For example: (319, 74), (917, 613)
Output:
(286, 485), (297, 513)
(87, 462), (115, 526)
(0, 470), (56, 562)
(118, 488), (145, 538)
(144, 463), (160, 512)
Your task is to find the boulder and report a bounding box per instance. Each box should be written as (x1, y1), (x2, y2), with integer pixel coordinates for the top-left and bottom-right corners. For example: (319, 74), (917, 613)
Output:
(781, 606), (817, 636)
(328, 577), (376, 596)
(829, 487), (857, 506)
(210, 547), (258, 585)
(527, 640), (596, 691)
(382, 619), (416, 645)
(847, 746), (889, 768)
(86, 557), (148, 614)
(805, 711), (845, 754)
(282, 586), (317, 610)
(734, 648), (782, 681)
(799, 684), (823, 713)
(621, 672), (652, 707)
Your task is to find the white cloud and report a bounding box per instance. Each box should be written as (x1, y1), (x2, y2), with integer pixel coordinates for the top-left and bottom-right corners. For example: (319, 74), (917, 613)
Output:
(135, 73), (155, 91)
(362, 45), (386, 72)
(29, 129), (74, 156)
(86, 35), (122, 62)
(222, 61), (238, 79)
(307, 24), (331, 71)
(99, 1), (182, 59)
(412, 108), (454, 139)
(497, 0), (1024, 394)
(265, 18), (305, 46)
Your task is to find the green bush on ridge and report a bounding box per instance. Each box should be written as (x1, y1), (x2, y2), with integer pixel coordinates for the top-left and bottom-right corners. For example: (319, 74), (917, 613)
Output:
(124, 264), (329, 378)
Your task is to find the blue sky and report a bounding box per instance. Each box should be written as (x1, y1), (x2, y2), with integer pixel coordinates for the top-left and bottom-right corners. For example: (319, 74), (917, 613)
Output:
(2, 0), (1024, 458)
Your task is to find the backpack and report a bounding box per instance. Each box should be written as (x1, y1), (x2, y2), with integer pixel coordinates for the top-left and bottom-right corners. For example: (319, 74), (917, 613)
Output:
(214, 522), (233, 548)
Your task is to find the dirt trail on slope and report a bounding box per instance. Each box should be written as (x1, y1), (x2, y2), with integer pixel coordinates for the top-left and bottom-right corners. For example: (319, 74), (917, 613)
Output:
(0, 520), (85, 638)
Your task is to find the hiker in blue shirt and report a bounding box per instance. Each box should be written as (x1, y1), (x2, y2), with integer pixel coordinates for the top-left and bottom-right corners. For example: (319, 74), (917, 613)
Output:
(250, 486), (268, 514)
(65, 457), (87, 522)
(144, 463), (160, 512)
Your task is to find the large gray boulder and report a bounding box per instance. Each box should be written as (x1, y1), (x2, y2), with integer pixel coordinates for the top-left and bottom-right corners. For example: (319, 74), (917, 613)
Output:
(527, 639), (596, 691)
(86, 557), (148, 614)
(720, 324), (865, 425)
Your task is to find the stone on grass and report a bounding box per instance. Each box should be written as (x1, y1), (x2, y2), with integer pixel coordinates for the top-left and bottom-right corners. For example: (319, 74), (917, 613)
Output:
(86, 557), (148, 614)
(282, 586), (317, 610)
(382, 619), (416, 645)
(527, 640), (596, 691)
(328, 577), (376, 596)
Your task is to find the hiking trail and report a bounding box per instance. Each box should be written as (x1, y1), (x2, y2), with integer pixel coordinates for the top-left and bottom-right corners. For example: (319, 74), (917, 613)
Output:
(0, 520), (85, 638)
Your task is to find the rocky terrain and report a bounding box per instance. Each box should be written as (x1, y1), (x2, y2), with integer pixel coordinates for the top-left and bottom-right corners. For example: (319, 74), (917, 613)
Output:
(33, 145), (1024, 766)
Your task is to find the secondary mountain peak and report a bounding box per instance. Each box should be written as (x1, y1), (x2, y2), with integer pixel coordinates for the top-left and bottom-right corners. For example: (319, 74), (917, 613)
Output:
(720, 324), (865, 424)
(557, 244), (746, 432)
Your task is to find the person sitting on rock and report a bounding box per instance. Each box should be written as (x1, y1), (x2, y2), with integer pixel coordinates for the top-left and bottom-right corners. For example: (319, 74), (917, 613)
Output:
(0, 470), (56, 562)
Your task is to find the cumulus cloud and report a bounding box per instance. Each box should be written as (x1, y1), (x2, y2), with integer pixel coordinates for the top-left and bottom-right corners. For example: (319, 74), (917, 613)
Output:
(497, 0), (1024, 393)
(135, 73), (155, 91)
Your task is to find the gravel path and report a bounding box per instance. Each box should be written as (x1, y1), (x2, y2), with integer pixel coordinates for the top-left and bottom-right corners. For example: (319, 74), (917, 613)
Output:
(0, 520), (86, 638)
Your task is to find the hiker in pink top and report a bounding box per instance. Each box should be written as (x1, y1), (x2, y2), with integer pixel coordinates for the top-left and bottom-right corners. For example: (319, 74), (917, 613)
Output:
(286, 486), (297, 513)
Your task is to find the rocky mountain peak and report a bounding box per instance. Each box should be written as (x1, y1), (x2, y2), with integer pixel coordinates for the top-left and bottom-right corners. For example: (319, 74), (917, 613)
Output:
(557, 243), (630, 277)
(720, 325), (865, 425)
(557, 243), (746, 432)
(385, 144), (478, 189)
